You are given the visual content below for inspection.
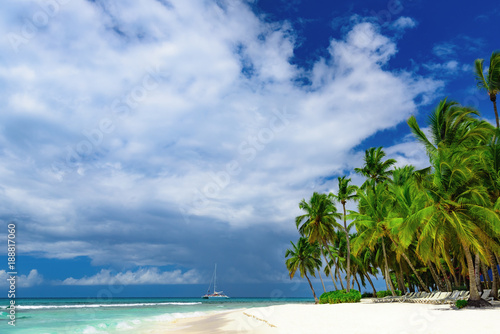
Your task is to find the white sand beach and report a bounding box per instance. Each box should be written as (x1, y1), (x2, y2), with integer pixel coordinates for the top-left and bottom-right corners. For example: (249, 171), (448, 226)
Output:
(157, 301), (500, 334)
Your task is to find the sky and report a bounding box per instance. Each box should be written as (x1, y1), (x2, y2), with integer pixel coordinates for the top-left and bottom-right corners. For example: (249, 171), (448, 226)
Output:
(0, 0), (498, 298)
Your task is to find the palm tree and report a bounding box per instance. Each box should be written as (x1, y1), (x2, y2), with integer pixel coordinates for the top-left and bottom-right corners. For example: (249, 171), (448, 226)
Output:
(331, 176), (358, 292)
(354, 147), (396, 189)
(407, 100), (500, 303)
(388, 166), (431, 292)
(350, 183), (397, 296)
(474, 51), (500, 127)
(296, 192), (342, 289)
(407, 98), (492, 156)
(353, 146), (397, 295)
(285, 237), (321, 303)
(401, 147), (500, 302)
(311, 241), (327, 292)
(354, 245), (379, 296)
(477, 128), (500, 299)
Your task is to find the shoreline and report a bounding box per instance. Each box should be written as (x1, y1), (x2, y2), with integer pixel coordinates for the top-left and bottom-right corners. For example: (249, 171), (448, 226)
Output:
(157, 301), (500, 334)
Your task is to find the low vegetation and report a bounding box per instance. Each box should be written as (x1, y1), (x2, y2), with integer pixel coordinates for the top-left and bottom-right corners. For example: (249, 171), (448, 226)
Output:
(319, 290), (361, 304)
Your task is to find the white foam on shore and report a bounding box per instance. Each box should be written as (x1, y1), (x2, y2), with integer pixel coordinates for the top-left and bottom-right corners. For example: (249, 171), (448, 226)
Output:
(151, 311), (209, 322)
(116, 321), (133, 330)
(13, 302), (202, 310)
(82, 325), (100, 334)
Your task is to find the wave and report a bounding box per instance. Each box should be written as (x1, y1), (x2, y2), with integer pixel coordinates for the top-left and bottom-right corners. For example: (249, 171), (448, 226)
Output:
(2, 302), (202, 310)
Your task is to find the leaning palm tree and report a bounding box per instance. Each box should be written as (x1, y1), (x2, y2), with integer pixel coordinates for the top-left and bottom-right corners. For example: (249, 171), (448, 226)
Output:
(331, 176), (358, 292)
(408, 98), (492, 157)
(350, 183), (397, 296)
(407, 100), (500, 303)
(474, 51), (500, 127)
(311, 241), (327, 292)
(285, 237), (321, 303)
(388, 166), (431, 292)
(401, 147), (500, 303)
(477, 128), (500, 299)
(296, 192), (342, 289)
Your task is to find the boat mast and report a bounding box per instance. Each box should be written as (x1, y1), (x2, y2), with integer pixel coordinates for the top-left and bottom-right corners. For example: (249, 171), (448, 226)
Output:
(214, 263), (217, 293)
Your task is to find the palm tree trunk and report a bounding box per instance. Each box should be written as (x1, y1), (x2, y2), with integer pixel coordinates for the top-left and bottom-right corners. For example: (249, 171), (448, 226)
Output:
(491, 95), (499, 128)
(354, 274), (361, 291)
(481, 261), (491, 289)
(474, 253), (483, 293)
(343, 203), (351, 292)
(305, 272), (319, 303)
(487, 249), (499, 300)
(399, 250), (430, 292)
(428, 261), (445, 291)
(449, 261), (459, 288)
(397, 262), (405, 293)
(381, 237), (396, 296)
(336, 264), (345, 290)
(324, 243), (345, 291)
(406, 272), (415, 292)
(365, 273), (377, 297)
(321, 249), (338, 290)
(437, 261), (452, 292)
(461, 240), (481, 301)
(318, 270), (326, 293)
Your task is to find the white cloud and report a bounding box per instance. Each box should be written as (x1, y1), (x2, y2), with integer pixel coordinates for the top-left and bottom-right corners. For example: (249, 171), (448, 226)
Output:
(432, 42), (457, 58)
(0, 269), (44, 287)
(423, 60), (472, 77)
(0, 0), (441, 278)
(391, 17), (417, 30)
(59, 268), (200, 285)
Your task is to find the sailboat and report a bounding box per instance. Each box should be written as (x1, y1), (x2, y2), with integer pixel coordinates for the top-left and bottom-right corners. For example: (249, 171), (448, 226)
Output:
(202, 264), (229, 299)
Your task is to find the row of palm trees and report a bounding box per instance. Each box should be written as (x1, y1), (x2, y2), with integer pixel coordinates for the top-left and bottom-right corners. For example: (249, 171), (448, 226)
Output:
(286, 51), (500, 305)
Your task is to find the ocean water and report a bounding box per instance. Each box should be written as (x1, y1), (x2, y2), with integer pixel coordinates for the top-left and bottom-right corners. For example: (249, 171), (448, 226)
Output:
(0, 297), (313, 333)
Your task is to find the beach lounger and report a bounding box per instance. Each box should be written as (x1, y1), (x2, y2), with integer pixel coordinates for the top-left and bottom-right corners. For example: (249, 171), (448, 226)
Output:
(408, 291), (426, 303)
(437, 290), (460, 304)
(428, 291), (451, 304)
(480, 289), (493, 302)
(457, 291), (470, 300)
(415, 292), (436, 303)
(425, 292), (443, 303)
(398, 292), (415, 302)
(377, 295), (401, 303)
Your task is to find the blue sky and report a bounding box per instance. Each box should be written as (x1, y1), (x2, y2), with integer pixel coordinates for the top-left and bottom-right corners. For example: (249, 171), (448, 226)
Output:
(0, 0), (498, 298)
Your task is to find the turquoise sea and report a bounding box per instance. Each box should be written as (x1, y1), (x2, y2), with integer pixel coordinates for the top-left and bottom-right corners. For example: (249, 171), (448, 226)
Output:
(0, 297), (313, 333)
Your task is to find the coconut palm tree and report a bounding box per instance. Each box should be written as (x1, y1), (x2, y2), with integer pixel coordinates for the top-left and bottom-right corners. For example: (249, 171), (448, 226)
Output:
(296, 192), (342, 289)
(407, 98), (492, 156)
(354, 147), (396, 189)
(331, 176), (358, 292)
(471, 127), (500, 299)
(311, 241), (327, 292)
(474, 51), (500, 127)
(355, 246), (379, 296)
(285, 237), (321, 303)
(401, 146), (500, 303)
(388, 166), (431, 292)
(350, 183), (397, 296)
(407, 100), (500, 303)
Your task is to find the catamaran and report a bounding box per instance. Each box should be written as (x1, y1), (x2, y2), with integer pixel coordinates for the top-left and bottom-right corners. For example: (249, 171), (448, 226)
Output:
(202, 264), (229, 299)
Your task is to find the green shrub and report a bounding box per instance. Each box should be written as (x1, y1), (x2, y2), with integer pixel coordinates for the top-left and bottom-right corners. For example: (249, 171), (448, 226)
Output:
(376, 290), (402, 298)
(455, 300), (468, 309)
(376, 290), (389, 298)
(361, 292), (374, 298)
(319, 290), (362, 304)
